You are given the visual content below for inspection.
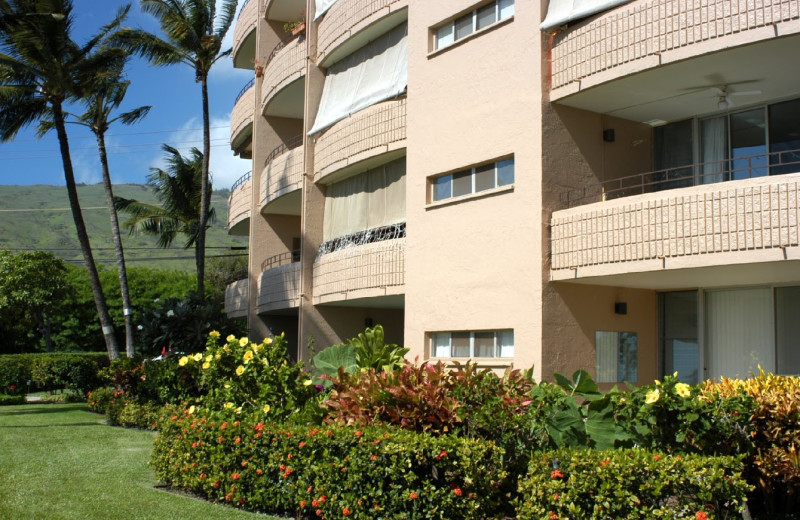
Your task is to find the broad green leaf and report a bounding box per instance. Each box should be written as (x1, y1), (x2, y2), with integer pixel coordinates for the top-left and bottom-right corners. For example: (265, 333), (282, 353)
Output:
(312, 343), (357, 388)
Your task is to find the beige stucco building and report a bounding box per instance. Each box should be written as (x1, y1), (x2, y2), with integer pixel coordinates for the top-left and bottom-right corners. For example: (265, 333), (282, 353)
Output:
(226, 0), (800, 385)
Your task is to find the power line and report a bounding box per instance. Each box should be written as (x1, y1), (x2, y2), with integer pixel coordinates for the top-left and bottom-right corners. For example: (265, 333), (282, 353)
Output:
(64, 252), (248, 265)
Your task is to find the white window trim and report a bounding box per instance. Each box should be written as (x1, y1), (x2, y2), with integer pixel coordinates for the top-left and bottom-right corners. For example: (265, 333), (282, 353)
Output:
(430, 0), (515, 54)
(430, 330), (514, 359)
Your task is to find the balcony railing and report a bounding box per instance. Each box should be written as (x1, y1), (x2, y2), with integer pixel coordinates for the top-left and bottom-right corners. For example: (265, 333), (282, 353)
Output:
(224, 279), (249, 317)
(563, 148), (800, 208)
(264, 135), (303, 169)
(234, 78), (255, 106)
(261, 34), (307, 112)
(231, 171), (252, 193)
(261, 249), (301, 272)
(317, 0), (407, 63)
(237, 0), (251, 18)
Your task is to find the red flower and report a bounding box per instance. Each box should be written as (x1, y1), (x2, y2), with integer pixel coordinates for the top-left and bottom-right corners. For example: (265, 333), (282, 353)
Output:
(232, 472), (240, 480)
(370, 454), (378, 461)
(549, 512), (558, 520)
(299, 441), (306, 448)
(553, 493), (560, 500)
(225, 493), (232, 501)
(550, 469), (565, 479)
(9, 385), (15, 390)
(600, 459), (610, 467)
(342, 507), (351, 516)
(315, 510), (323, 517)
(312, 499), (319, 507)
(220, 422), (228, 430)
(452, 488), (463, 496)
(653, 455), (661, 461)
(233, 420), (240, 426)
(191, 442), (197, 448)
(436, 450), (448, 460)
(254, 422), (264, 432)
(239, 498), (246, 504)
(320, 495), (327, 503)
(355, 430), (363, 437)
(409, 492), (418, 500)
(213, 480), (221, 488)
(300, 500), (307, 508)
(234, 436), (241, 444)
(696, 512), (709, 520)
(241, 461), (248, 467)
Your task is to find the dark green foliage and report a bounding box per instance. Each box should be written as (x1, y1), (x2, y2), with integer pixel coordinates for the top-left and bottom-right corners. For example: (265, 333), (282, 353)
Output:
(0, 353), (108, 395)
(98, 356), (202, 405)
(516, 448), (751, 519)
(0, 355), (32, 395)
(0, 393), (26, 405)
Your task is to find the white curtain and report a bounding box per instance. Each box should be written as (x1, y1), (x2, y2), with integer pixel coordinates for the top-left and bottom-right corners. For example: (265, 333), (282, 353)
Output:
(323, 158), (406, 240)
(595, 331), (619, 382)
(309, 23), (408, 135)
(706, 288), (774, 380)
(541, 0), (633, 30)
(314, 0), (337, 20)
(498, 330), (514, 358)
(700, 116), (727, 184)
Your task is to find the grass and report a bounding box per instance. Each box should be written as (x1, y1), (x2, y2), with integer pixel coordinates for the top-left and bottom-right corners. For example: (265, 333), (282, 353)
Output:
(0, 403), (279, 520)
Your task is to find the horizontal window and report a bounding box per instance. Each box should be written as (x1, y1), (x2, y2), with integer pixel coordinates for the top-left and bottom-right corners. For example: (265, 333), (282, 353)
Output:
(431, 157), (514, 203)
(434, 0), (514, 51)
(431, 330), (513, 358)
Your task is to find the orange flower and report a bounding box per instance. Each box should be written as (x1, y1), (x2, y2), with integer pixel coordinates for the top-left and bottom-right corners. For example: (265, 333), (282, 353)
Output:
(312, 499), (319, 507)
(355, 430), (363, 437)
(320, 495), (327, 503)
(452, 488), (463, 496)
(342, 507), (351, 516)
(220, 422), (227, 430)
(696, 512), (709, 520)
(234, 436), (241, 444)
(232, 473), (240, 480)
(300, 500), (307, 508)
(409, 492), (418, 500)
(550, 469), (565, 479)
(436, 450), (448, 460)
(299, 441), (307, 448)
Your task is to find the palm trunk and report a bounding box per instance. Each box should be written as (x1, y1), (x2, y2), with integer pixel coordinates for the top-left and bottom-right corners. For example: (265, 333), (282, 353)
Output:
(196, 76), (211, 297)
(96, 130), (135, 357)
(52, 102), (120, 360)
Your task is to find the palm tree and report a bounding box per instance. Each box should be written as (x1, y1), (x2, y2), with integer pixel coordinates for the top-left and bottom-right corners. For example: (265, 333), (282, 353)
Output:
(115, 144), (215, 278)
(114, 0), (238, 296)
(73, 70), (151, 358)
(0, 0), (128, 360)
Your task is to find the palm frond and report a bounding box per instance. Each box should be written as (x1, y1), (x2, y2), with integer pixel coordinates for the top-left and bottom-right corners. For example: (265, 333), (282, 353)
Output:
(112, 27), (183, 66)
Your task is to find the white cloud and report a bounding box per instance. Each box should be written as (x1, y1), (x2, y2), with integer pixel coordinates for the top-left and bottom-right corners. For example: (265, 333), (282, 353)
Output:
(75, 153), (102, 185)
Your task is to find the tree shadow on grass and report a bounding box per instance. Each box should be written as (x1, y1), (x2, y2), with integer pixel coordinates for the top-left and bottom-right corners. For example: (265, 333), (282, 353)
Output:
(0, 404), (88, 416)
(0, 422), (105, 429)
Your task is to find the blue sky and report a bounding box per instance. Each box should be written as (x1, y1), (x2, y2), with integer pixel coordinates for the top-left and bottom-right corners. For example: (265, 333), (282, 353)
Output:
(0, 0), (253, 190)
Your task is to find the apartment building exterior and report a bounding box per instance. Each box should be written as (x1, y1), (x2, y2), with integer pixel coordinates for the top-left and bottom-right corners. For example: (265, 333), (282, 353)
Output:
(226, 0), (800, 385)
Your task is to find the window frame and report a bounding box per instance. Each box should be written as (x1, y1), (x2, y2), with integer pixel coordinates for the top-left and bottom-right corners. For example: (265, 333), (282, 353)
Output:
(429, 156), (514, 203)
(430, 329), (514, 359)
(595, 330), (638, 383)
(432, 0), (515, 52)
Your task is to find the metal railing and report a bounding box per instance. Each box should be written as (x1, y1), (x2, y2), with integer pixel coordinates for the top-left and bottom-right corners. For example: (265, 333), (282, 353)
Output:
(236, 0), (252, 19)
(261, 249), (301, 272)
(562, 148), (800, 207)
(264, 135), (303, 168)
(230, 171), (252, 193)
(263, 32), (305, 70)
(233, 78), (255, 106)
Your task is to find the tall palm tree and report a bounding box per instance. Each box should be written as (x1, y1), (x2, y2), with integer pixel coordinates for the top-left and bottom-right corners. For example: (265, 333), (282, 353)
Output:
(73, 71), (151, 358)
(115, 0), (238, 296)
(115, 144), (215, 278)
(0, 0), (128, 360)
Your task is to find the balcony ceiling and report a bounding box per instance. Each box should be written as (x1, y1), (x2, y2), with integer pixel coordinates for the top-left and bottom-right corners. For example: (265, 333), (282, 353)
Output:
(554, 34), (800, 125)
(263, 189), (301, 216)
(263, 77), (305, 118)
(266, 0), (304, 22)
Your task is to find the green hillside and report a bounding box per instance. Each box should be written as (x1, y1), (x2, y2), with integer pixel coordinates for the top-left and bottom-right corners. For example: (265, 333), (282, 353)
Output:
(0, 184), (248, 271)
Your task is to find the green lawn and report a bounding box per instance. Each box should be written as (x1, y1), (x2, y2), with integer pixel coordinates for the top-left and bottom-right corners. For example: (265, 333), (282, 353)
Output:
(0, 403), (279, 520)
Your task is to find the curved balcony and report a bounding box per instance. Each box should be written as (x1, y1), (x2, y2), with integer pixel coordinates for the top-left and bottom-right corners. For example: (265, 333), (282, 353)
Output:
(225, 279), (249, 318)
(550, 0), (800, 124)
(265, 0), (305, 23)
(258, 251), (301, 312)
(260, 137), (304, 214)
(228, 171), (252, 235)
(314, 97), (406, 183)
(261, 36), (306, 118)
(233, 0), (258, 69)
(316, 0), (408, 68)
(551, 171), (800, 289)
(313, 236), (405, 306)
(230, 79), (255, 156)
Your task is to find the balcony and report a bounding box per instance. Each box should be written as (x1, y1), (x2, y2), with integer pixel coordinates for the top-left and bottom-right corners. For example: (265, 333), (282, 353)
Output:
(551, 167), (800, 289)
(549, 0), (800, 124)
(225, 279), (249, 318)
(232, 0), (258, 69)
(314, 97), (406, 183)
(228, 171), (252, 236)
(316, 0), (408, 68)
(261, 137), (304, 214)
(230, 79), (255, 156)
(261, 36), (306, 118)
(313, 236), (405, 306)
(265, 0), (305, 23)
(258, 251), (301, 312)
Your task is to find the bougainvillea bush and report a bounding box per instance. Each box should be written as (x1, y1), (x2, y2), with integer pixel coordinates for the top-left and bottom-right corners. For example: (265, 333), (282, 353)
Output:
(516, 448), (751, 520)
(152, 412), (507, 520)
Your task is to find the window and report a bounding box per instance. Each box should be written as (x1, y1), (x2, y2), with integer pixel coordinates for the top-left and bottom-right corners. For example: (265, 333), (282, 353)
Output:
(431, 330), (514, 358)
(595, 331), (637, 383)
(434, 0), (514, 50)
(431, 157), (514, 202)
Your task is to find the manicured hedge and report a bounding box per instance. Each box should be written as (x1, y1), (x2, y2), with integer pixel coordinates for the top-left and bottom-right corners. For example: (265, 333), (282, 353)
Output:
(0, 353), (108, 395)
(152, 411), (508, 520)
(516, 448), (751, 520)
(0, 393), (26, 405)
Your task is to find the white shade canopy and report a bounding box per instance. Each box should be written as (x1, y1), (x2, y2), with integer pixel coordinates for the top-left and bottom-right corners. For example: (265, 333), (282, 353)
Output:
(540, 0), (633, 30)
(314, 0), (337, 20)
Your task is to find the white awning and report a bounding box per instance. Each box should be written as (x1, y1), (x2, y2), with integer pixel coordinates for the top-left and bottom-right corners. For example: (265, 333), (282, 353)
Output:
(309, 23), (407, 135)
(540, 0), (633, 30)
(314, 0), (337, 20)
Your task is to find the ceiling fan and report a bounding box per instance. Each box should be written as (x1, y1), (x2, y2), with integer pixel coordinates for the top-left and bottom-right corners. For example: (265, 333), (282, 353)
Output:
(711, 85), (761, 110)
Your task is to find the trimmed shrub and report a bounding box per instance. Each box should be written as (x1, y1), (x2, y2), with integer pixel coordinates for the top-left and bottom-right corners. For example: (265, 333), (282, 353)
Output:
(152, 411), (507, 520)
(516, 448), (751, 520)
(0, 355), (31, 396)
(0, 393), (26, 405)
(86, 386), (116, 413)
(0, 353), (108, 396)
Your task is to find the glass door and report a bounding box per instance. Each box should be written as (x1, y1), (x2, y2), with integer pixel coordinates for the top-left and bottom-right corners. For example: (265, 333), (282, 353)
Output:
(729, 108), (767, 180)
(660, 291), (700, 384)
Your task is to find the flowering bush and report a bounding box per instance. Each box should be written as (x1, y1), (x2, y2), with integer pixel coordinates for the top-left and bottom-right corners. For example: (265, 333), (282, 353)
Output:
(86, 386), (116, 414)
(151, 409), (507, 519)
(516, 448), (751, 520)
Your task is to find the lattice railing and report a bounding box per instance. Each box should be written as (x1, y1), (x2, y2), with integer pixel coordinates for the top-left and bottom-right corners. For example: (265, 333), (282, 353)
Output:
(261, 143), (304, 208)
(259, 262), (301, 309)
(316, 0), (407, 63)
(313, 237), (405, 300)
(262, 37), (307, 109)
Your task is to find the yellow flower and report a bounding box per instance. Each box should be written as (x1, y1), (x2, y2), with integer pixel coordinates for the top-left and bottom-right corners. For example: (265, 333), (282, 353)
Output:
(239, 337), (249, 347)
(675, 383), (691, 398)
(226, 334), (236, 342)
(262, 358), (270, 367)
(236, 365), (245, 376)
(224, 402), (234, 409)
(205, 354), (212, 362)
(178, 356), (189, 366)
(188, 405), (196, 415)
(215, 353), (221, 360)
(303, 379), (313, 386)
(264, 337), (273, 345)
(193, 353), (203, 362)
(202, 361), (211, 370)
(645, 388), (660, 404)
(224, 384), (231, 389)
(253, 343), (263, 352)
(209, 330), (220, 339)
(262, 404), (271, 414)
(243, 351), (254, 363)
(235, 407), (242, 414)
